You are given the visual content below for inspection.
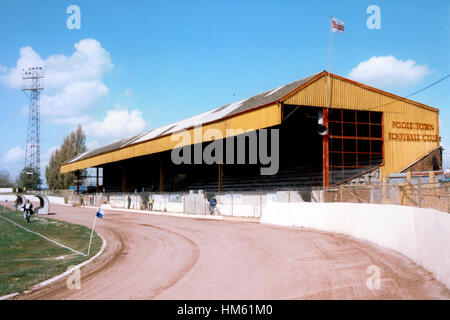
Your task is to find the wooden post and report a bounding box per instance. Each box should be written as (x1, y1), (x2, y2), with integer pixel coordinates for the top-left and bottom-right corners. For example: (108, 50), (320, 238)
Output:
(399, 185), (404, 205)
(429, 171), (435, 210)
(429, 171), (435, 184)
(218, 163), (223, 192)
(406, 172), (412, 206)
(407, 171), (412, 184)
(322, 108), (329, 190)
(381, 175), (386, 204)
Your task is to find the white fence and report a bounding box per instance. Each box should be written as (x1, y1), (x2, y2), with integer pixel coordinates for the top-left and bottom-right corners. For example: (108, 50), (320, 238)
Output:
(80, 190), (308, 218)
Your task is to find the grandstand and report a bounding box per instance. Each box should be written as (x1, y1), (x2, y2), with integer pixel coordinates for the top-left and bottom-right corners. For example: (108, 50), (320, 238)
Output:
(61, 71), (442, 193)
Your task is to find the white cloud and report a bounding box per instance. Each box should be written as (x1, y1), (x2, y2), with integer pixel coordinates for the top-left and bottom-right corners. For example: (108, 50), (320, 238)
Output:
(0, 39), (113, 122)
(2, 145), (25, 164)
(49, 115), (93, 126)
(86, 140), (101, 151)
(1, 39), (147, 153)
(0, 39), (113, 90)
(85, 108), (146, 142)
(348, 56), (430, 88)
(41, 81), (109, 117)
(0, 46), (43, 88)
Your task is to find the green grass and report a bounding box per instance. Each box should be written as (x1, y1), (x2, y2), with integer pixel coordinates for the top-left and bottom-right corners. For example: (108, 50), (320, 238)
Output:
(0, 206), (102, 296)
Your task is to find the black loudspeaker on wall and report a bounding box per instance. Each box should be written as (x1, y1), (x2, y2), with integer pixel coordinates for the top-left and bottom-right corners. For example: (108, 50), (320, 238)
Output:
(317, 110), (328, 136)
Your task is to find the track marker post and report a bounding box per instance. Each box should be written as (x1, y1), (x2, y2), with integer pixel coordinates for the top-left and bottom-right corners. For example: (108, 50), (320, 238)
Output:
(87, 208), (104, 256)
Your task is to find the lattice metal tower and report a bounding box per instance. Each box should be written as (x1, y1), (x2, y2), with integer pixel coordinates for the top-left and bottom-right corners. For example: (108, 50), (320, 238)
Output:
(22, 67), (44, 173)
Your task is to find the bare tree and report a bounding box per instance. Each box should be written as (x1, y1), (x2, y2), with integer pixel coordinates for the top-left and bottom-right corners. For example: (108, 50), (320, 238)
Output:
(0, 170), (14, 187)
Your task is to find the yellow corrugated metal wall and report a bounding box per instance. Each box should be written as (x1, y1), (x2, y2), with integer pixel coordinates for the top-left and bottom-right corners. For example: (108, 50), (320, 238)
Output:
(284, 75), (440, 177)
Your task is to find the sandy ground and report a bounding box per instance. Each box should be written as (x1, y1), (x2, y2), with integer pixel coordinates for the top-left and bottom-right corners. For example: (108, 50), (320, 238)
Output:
(6, 203), (450, 300)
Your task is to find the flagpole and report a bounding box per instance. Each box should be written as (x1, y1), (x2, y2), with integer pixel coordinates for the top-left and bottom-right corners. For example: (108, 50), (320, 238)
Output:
(323, 15), (333, 192)
(328, 15), (332, 109)
(87, 214), (97, 256)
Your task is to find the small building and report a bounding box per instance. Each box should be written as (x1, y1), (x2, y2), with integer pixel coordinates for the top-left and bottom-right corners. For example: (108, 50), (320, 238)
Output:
(61, 71), (442, 192)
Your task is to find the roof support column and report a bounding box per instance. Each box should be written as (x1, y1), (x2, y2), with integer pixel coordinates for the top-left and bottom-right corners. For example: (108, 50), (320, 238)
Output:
(218, 163), (223, 192)
(76, 171), (80, 195)
(322, 107), (330, 190)
(96, 167), (99, 194)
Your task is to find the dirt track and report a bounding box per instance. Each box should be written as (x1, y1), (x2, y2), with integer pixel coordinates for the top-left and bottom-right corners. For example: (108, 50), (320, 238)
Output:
(11, 204), (450, 300)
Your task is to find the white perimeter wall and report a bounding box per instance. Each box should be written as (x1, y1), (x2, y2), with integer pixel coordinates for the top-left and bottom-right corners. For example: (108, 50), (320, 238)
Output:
(261, 202), (450, 289)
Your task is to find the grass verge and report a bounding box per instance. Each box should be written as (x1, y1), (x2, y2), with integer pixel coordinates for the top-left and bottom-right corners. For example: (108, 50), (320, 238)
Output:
(0, 206), (102, 296)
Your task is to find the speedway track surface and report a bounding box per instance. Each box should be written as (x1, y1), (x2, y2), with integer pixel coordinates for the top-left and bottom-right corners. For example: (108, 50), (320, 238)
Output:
(11, 204), (450, 300)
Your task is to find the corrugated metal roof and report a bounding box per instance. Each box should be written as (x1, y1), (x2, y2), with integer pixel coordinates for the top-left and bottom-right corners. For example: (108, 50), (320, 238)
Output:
(64, 134), (143, 165)
(65, 72), (320, 165)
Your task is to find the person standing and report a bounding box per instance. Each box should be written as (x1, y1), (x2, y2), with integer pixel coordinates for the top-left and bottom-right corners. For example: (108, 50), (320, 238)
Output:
(24, 199), (33, 223)
(209, 196), (218, 216)
(148, 196), (154, 211)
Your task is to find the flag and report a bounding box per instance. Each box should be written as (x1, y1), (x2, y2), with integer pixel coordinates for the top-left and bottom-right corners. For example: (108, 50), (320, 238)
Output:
(331, 18), (345, 33)
(96, 208), (104, 218)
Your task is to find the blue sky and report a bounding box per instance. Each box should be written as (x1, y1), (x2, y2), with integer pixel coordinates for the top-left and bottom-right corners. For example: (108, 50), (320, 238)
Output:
(0, 0), (449, 182)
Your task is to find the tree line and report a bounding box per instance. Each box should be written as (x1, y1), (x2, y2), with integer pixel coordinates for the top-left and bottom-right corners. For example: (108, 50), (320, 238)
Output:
(45, 125), (87, 190)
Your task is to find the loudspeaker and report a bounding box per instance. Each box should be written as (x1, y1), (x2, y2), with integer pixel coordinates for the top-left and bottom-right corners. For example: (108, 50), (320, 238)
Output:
(317, 110), (328, 136)
(317, 125), (328, 136)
